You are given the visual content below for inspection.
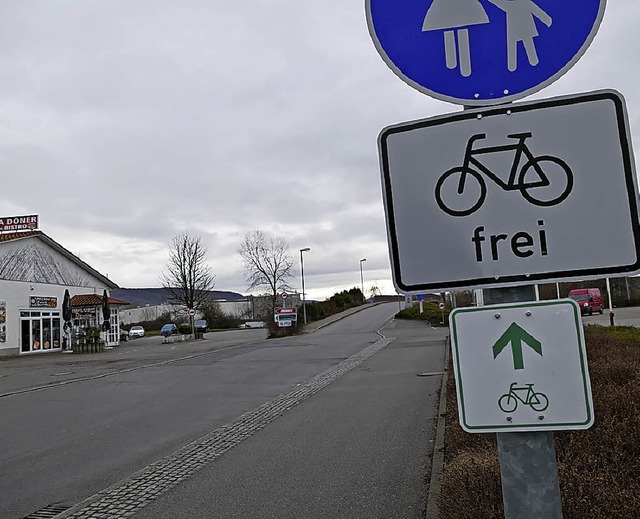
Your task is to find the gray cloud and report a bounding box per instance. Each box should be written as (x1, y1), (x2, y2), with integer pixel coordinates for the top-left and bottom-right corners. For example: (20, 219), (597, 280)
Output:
(0, 1), (637, 299)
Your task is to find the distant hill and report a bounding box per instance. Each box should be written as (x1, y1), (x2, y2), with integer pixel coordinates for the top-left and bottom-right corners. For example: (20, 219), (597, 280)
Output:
(112, 288), (247, 307)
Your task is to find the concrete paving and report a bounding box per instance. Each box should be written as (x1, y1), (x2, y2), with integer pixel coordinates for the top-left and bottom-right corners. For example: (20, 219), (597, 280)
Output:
(133, 320), (448, 519)
(8, 303), (446, 519)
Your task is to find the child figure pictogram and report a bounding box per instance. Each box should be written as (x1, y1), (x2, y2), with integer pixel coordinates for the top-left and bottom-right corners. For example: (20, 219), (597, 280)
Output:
(488, 0), (552, 71)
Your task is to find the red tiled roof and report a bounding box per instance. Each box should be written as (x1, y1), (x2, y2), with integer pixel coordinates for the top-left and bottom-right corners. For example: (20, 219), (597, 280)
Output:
(0, 230), (42, 242)
(70, 294), (130, 307)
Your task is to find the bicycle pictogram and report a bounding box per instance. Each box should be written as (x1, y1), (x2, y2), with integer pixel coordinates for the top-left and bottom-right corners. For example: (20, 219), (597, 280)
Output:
(434, 132), (573, 217)
(498, 382), (549, 413)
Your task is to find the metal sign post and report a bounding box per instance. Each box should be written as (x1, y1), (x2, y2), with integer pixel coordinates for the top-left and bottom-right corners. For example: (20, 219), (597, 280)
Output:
(474, 292), (581, 518)
(188, 308), (196, 336)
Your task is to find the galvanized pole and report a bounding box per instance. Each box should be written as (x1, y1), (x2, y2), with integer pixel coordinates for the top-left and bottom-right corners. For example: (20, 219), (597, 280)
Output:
(464, 88), (563, 516)
(483, 285), (563, 519)
(497, 431), (563, 518)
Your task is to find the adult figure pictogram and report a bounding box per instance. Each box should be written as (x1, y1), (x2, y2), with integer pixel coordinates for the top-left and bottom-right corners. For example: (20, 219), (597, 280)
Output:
(488, 0), (552, 71)
(422, 0), (490, 77)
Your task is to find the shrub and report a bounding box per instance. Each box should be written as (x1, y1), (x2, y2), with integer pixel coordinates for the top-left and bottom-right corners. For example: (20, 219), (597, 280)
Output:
(178, 323), (192, 334)
(209, 314), (243, 330)
(438, 325), (640, 519)
(395, 302), (450, 326)
(300, 287), (365, 328)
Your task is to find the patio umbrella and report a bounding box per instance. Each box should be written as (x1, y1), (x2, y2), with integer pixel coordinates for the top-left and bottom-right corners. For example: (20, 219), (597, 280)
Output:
(62, 289), (72, 350)
(102, 289), (111, 331)
(62, 289), (72, 322)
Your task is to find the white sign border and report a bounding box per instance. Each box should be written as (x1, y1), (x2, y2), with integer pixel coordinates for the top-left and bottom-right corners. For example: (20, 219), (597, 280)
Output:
(449, 299), (594, 433)
(379, 89), (640, 294)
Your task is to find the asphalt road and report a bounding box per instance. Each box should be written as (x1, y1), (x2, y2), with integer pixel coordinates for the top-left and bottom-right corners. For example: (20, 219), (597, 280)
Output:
(0, 303), (448, 519)
(579, 304), (640, 327)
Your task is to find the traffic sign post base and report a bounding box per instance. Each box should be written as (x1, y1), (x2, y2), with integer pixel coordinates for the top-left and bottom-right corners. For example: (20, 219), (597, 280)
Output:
(497, 431), (562, 519)
(484, 286), (563, 518)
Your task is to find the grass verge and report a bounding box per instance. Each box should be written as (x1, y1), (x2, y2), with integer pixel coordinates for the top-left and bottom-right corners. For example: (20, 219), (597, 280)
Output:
(437, 325), (640, 519)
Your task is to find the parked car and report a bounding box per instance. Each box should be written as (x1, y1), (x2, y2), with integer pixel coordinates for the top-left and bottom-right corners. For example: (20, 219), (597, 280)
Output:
(161, 323), (179, 337)
(568, 288), (605, 315)
(129, 325), (145, 338)
(194, 319), (208, 333)
(119, 328), (129, 342)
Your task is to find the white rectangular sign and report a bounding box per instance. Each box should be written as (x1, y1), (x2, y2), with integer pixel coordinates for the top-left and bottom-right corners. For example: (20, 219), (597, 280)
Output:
(449, 299), (594, 433)
(379, 90), (640, 293)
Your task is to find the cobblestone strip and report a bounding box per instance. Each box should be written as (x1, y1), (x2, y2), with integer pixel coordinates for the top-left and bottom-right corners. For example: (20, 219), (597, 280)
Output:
(59, 336), (393, 519)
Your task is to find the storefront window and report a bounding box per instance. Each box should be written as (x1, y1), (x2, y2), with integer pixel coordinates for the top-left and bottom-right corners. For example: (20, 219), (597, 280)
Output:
(20, 311), (61, 354)
(31, 320), (41, 350)
(52, 319), (60, 349)
(42, 318), (52, 349)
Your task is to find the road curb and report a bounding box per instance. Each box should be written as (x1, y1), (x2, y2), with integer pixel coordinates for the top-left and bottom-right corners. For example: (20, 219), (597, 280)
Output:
(426, 335), (450, 519)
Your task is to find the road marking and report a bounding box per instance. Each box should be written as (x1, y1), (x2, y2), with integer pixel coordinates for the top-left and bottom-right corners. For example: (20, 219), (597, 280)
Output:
(57, 335), (394, 519)
(0, 340), (266, 399)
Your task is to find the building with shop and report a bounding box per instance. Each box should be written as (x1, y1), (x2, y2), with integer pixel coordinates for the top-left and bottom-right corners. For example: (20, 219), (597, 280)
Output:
(0, 227), (127, 357)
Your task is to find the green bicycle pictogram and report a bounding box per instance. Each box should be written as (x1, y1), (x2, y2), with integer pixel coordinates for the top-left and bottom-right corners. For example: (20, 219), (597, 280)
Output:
(498, 382), (549, 413)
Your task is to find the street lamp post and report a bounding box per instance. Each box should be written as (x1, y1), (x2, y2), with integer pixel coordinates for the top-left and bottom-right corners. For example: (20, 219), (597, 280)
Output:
(359, 258), (367, 303)
(300, 247), (311, 325)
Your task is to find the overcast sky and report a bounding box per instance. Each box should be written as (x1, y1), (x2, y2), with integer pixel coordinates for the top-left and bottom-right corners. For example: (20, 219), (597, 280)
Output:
(1, 1), (638, 300)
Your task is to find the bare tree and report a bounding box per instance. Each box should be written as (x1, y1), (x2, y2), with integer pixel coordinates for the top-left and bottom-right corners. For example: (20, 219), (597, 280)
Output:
(238, 229), (294, 315)
(160, 231), (215, 310)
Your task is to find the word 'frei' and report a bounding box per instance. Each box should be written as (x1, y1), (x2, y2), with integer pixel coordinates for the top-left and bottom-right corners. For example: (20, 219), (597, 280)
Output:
(472, 220), (548, 262)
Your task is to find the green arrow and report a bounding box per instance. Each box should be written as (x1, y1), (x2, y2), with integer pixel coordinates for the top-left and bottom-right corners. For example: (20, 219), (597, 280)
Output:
(492, 322), (542, 370)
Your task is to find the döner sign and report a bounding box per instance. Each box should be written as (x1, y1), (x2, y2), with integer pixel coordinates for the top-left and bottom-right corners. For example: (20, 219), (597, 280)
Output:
(0, 214), (38, 232)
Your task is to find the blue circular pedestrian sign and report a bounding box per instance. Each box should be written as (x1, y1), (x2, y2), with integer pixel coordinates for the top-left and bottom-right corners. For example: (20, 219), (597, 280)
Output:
(366, 0), (606, 106)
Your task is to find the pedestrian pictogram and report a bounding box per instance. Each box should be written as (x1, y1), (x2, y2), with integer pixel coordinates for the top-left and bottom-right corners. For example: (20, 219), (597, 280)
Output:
(422, 0), (553, 77)
(435, 132), (573, 217)
(366, 0), (607, 105)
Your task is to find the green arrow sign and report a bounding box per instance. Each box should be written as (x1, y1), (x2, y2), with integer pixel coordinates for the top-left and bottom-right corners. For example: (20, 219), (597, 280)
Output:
(492, 322), (543, 370)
